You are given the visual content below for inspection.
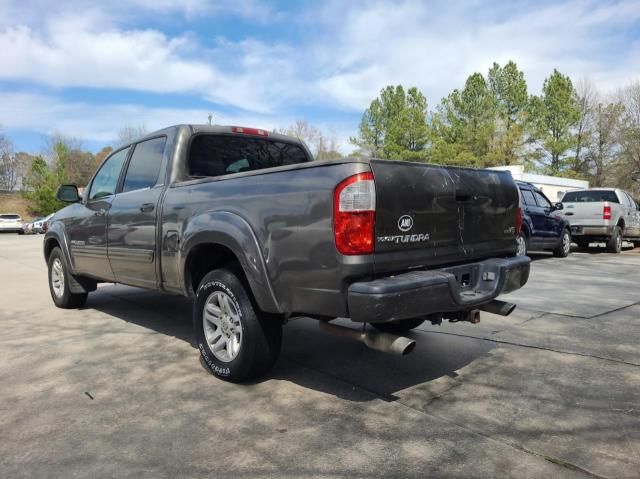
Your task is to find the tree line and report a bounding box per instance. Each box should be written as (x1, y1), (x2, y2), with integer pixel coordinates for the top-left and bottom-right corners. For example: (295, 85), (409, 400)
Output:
(3, 63), (640, 217)
(350, 61), (640, 195)
(0, 127), (140, 216)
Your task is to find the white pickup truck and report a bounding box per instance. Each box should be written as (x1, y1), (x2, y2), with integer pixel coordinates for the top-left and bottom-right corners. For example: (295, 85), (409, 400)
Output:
(560, 188), (640, 253)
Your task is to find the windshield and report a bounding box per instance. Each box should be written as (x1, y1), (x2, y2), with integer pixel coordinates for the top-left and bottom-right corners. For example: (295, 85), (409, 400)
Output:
(0, 214), (21, 220)
(188, 135), (310, 178)
(562, 190), (619, 203)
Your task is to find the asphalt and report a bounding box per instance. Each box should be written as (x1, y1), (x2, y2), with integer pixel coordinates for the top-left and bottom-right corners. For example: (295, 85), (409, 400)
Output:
(1, 234), (639, 478)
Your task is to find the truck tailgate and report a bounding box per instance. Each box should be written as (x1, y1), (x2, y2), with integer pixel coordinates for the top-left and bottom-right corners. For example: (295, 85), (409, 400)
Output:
(370, 160), (518, 274)
(560, 202), (607, 226)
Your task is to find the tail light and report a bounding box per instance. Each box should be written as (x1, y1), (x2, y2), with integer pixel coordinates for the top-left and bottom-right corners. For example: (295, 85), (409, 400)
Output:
(515, 207), (523, 236)
(603, 204), (612, 220)
(333, 172), (376, 255)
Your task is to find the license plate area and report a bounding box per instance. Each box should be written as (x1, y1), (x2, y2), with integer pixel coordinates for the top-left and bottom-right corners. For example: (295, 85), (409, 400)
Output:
(571, 226), (583, 234)
(443, 264), (481, 292)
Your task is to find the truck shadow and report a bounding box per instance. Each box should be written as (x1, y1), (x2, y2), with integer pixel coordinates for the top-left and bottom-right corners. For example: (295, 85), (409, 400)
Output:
(88, 285), (494, 402)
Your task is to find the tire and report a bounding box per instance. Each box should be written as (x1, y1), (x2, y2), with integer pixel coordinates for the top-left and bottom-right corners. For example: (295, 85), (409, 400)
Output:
(515, 232), (528, 256)
(372, 316), (427, 334)
(606, 226), (623, 253)
(194, 268), (282, 382)
(47, 247), (88, 308)
(633, 241), (640, 249)
(553, 229), (571, 258)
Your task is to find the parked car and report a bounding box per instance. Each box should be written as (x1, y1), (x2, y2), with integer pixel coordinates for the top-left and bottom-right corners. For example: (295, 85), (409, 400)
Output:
(22, 216), (43, 234)
(32, 214), (53, 234)
(44, 124), (530, 382)
(515, 181), (572, 257)
(559, 188), (640, 253)
(0, 213), (24, 234)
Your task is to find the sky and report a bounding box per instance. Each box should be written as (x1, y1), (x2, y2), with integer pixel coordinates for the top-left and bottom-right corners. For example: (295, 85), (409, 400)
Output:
(1, 0), (639, 154)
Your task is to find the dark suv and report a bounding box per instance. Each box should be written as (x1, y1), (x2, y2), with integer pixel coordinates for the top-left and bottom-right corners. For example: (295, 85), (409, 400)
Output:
(516, 181), (571, 257)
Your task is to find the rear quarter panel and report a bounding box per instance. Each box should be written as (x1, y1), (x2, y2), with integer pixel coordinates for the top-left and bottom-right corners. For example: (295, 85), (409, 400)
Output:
(161, 161), (373, 316)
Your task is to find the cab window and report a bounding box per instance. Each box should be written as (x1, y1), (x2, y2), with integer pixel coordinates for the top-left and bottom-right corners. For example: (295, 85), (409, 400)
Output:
(122, 137), (166, 193)
(88, 148), (129, 200)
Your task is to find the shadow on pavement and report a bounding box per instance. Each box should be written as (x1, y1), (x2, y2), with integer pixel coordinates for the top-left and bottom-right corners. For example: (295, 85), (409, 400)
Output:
(87, 285), (494, 402)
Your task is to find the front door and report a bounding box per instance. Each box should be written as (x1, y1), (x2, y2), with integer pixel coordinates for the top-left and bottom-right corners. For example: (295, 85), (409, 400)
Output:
(533, 190), (559, 244)
(67, 147), (130, 280)
(107, 137), (167, 288)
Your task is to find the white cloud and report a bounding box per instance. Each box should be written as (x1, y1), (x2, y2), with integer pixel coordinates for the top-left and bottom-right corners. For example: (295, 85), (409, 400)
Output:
(0, 10), (301, 113)
(1, 0), (640, 145)
(314, 0), (640, 109)
(0, 91), (296, 144)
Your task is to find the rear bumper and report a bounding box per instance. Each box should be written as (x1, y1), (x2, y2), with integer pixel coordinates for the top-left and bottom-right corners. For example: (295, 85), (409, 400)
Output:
(347, 256), (530, 323)
(570, 225), (613, 237)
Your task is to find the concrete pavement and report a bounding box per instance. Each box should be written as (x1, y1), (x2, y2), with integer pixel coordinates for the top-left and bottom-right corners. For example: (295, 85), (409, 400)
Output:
(1, 234), (639, 478)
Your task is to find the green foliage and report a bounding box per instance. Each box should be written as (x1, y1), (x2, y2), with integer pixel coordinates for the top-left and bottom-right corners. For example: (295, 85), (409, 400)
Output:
(529, 69), (581, 174)
(428, 72), (497, 166)
(21, 155), (64, 216)
(21, 136), (98, 216)
(351, 85), (428, 161)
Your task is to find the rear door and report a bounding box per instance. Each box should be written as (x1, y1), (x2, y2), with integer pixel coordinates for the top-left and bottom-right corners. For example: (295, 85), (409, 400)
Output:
(520, 188), (546, 244)
(370, 160), (518, 273)
(107, 136), (167, 288)
(621, 191), (640, 236)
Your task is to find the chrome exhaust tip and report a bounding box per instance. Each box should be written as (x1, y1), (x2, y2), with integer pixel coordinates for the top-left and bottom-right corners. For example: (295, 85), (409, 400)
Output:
(478, 299), (517, 316)
(319, 320), (416, 356)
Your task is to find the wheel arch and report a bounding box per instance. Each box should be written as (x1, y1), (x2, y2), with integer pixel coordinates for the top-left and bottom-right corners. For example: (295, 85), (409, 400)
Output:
(180, 211), (281, 314)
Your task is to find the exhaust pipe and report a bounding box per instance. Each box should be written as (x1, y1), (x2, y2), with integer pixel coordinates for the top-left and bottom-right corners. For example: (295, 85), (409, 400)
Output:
(319, 321), (416, 356)
(478, 299), (516, 317)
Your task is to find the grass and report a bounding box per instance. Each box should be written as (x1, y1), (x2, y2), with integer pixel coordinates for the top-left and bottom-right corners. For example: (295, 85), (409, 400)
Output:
(0, 191), (32, 220)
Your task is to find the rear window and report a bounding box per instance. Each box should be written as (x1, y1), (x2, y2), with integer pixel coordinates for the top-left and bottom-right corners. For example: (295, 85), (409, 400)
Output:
(0, 214), (21, 220)
(562, 190), (619, 203)
(520, 190), (536, 206)
(188, 135), (310, 178)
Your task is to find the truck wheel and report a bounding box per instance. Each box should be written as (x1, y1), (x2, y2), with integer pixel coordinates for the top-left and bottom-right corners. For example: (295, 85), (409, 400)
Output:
(194, 268), (282, 382)
(606, 226), (623, 253)
(553, 229), (571, 258)
(47, 247), (88, 309)
(372, 316), (426, 334)
(515, 232), (528, 256)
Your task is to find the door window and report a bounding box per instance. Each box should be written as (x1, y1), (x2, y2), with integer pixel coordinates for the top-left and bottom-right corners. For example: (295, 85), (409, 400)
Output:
(88, 148), (129, 200)
(122, 137), (167, 193)
(521, 190), (536, 206)
(533, 191), (551, 209)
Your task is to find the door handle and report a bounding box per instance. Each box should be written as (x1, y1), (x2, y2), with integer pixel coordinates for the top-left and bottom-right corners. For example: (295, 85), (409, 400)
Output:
(95, 208), (107, 217)
(140, 203), (155, 213)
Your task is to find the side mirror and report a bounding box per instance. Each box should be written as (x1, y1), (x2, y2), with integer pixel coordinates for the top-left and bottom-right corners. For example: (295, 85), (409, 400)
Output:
(554, 202), (564, 211)
(57, 184), (81, 203)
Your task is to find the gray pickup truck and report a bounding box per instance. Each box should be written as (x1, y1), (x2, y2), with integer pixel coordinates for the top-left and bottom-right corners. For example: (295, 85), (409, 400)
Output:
(45, 125), (530, 381)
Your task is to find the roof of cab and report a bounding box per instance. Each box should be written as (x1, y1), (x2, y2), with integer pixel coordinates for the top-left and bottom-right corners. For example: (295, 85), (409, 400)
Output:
(125, 124), (306, 148)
